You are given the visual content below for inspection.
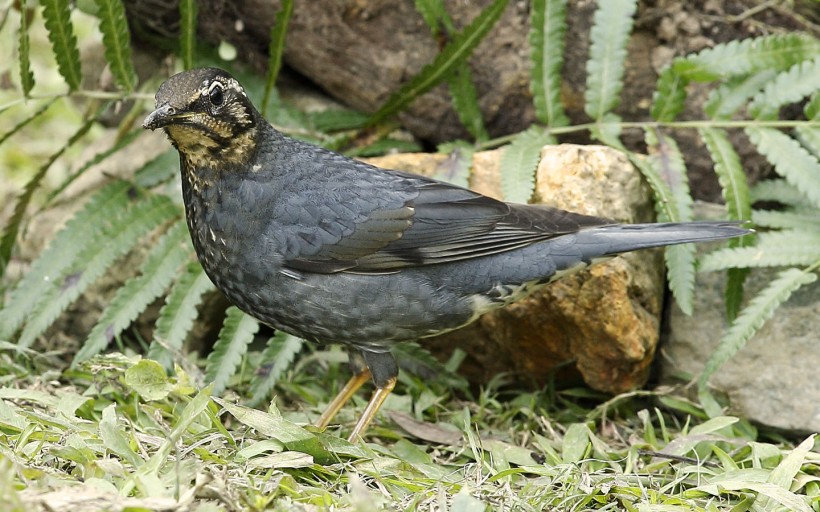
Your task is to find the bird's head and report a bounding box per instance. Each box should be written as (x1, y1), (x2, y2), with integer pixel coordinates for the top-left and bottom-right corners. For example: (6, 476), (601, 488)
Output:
(143, 67), (259, 168)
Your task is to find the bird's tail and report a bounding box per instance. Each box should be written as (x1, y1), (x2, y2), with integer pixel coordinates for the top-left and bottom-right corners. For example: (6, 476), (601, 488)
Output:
(579, 221), (752, 256)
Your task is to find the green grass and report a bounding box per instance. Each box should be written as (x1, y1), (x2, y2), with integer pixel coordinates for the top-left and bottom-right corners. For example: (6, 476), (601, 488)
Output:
(1, 344), (818, 512)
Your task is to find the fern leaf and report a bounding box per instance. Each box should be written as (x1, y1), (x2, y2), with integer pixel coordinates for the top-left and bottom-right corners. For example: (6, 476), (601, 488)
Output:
(0, 113), (97, 275)
(750, 179), (812, 207)
(752, 209), (820, 231)
(699, 230), (820, 271)
(0, 180), (132, 340)
(673, 33), (819, 82)
(17, 195), (180, 349)
(18, 7), (35, 96)
(247, 333), (304, 407)
(646, 129), (694, 314)
(93, 0), (137, 92)
(205, 306), (259, 394)
(41, 0), (82, 91)
(0, 98), (58, 147)
(262, 0), (293, 115)
(45, 128), (142, 205)
(704, 70), (776, 119)
(530, 0), (568, 127)
(746, 127), (820, 209)
(414, 0), (449, 34)
(688, 115), (750, 321)
(699, 128), (751, 222)
(748, 56), (820, 119)
(392, 342), (468, 389)
(795, 126), (820, 159)
(148, 259), (216, 369)
(698, 268), (818, 406)
(448, 66), (488, 142)
(368, 0), (508, 126)
(74, 222), (190, 363)
(651, 67), (688, 122)
(179, 0), (197, 70)
(499, 126), (553, 203)
(626, 151), (678, 223)
(584, 0), (636, 121)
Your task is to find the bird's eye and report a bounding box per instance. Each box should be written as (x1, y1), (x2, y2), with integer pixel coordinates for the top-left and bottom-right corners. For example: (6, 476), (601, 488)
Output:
(208, 82), (224, 106)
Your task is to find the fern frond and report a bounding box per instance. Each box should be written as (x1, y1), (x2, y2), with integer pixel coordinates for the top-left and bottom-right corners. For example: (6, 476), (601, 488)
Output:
(751, 209), (820, 231)
(499, 126), (552, 203)
(17, 195), (180, 349)
(18, 7), (35, 96)
(414, 0), (450, 34)
(673, 33), (819, 82)
(698, 268), (818, 408)
(646, 129), (694, 314)
(748, 56), (820, 119)
(94, 0), (137, 92)
(262, 0), (293, 115)
(45, 129), (143, 206)
(392, 342), (468, 389)
(247, 333), (304, 407)
(41, 0), (82, 91)
(651, 67), (687, 122)
(704, 70), (776, 120)
(795, 126), (820, 159)
(699, 128), (751, 222)
(750, 179), (812, 207)
(699, 230), (820, 271)
(530, 0), (568, 127)
(0, 113), (97, 274)
(626, 152), (677, 223)
(584, 0), (636, 121)
(448, 65), (488, 141)
(746, 127), (820, 209)
(0, 98), (58, 147)
(148, 259), (216, 369)
(368, 0), (508, 126)
(74, 222), (190, 363)
(205, 306), (259, 394)
(0, 180), (133, 340)
(179, 0), (197, 70)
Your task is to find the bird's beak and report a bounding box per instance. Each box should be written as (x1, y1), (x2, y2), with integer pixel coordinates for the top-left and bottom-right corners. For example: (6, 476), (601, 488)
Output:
(143, 104), (179, 130)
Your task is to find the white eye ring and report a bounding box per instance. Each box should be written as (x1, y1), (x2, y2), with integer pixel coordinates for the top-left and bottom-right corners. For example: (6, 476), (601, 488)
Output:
(207, 81), (225, 106)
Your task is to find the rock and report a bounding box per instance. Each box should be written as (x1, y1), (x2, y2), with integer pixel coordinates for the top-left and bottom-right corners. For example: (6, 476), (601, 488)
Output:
(662, 257), (820, 432)
(366, 144), (665, 393)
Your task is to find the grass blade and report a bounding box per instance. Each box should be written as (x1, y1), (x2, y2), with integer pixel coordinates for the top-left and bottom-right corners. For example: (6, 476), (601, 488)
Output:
(179, 0), (197, 70)
(261, 0), (293, 115)
(368, 0), (508, 126)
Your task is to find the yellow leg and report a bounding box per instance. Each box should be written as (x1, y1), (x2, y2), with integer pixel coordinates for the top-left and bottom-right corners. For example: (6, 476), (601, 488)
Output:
(315, 369), (372, 429)
(347, 376), (397, 442)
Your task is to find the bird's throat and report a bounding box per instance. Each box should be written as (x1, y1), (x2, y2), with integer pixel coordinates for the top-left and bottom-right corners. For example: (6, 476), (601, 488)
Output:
(167, 124), (257, 171)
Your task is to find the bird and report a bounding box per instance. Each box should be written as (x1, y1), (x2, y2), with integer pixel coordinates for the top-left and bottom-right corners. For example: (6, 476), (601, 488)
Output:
(143, 67), (750, 442)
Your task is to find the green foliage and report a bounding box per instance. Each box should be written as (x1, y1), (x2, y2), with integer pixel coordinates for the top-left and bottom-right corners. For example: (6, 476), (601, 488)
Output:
(262, 0), (293, 114)
(40, 0), (82, 91)
(93, 0), (137, 92)
(1, 0), (818, 471)
(205, 307), (260, 394)
(368, 0), (508, 126)
(179, 0), (198, 70)
(499, 126), (553, 203)
(584, 0), (636, 121)
(17, 7), (35, 97)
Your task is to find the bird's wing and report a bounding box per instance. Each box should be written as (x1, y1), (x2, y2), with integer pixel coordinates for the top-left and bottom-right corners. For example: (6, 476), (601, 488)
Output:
(268, 143), (613, 274)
